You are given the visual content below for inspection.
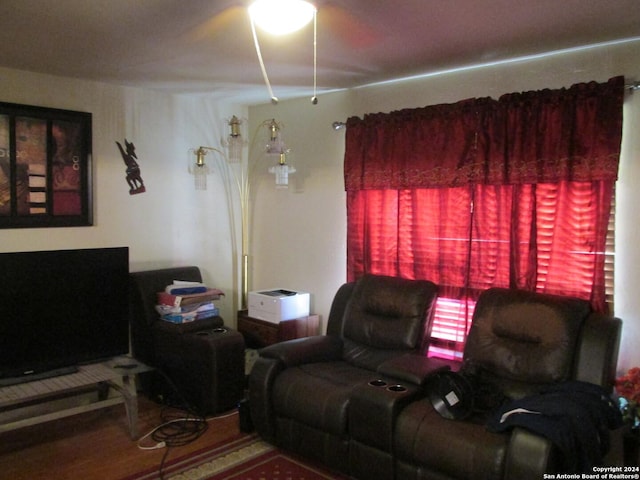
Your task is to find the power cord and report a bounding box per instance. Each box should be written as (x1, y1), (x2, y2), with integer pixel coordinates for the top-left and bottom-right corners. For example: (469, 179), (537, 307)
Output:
(137, 415), (207, 451)
(138, 369), (211, 479)
(137, 407), (240, 479)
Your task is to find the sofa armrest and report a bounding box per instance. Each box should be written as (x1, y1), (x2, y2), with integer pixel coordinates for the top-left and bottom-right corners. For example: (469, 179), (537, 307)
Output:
(504, 427), (556, 480)
(574, 313), (621, 389)
(377, 354), (456, 385)
(248, 356), (284, 442)
(259, 335), (344, 367)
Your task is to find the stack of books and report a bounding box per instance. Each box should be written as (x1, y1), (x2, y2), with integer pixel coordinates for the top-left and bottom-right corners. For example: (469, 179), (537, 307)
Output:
(155, 280), (224, 324)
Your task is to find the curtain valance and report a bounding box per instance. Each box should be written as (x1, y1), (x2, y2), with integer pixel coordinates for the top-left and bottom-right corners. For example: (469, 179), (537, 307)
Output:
(344, 76), (624, 191)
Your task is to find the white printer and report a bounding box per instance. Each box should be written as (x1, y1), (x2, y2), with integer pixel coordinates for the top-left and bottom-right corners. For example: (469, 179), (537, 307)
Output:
(248, 289), (310, 323)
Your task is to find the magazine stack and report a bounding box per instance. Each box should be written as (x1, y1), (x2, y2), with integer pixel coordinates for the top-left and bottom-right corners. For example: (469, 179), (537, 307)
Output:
(155, 280), (224, 324)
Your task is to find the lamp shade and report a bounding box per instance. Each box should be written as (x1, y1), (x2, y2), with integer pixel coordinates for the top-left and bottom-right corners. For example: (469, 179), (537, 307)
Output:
(265, 118), (287, 155)
(225, 115), (244, 163)
(249, 0), (316, 35)
(268, 152), (296, 188)
(269, 162), (296, 188)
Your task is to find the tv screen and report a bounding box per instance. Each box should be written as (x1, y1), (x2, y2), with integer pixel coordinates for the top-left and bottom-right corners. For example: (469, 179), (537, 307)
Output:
(0, 247), (129, 385)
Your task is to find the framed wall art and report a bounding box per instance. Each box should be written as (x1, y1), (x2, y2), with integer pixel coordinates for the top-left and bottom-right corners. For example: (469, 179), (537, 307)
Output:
(0, 102), (92, 228)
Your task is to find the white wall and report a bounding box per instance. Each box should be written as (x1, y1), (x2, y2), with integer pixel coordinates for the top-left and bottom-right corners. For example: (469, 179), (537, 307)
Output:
(0, 67), (247, 323)
(249, 39), (640, 373)
(248, 91), (352, 330)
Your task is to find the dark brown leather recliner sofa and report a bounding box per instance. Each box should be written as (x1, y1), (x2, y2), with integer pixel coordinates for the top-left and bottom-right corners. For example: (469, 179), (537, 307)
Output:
(249, 277), (623, 479)
(248, 273), (442, 473)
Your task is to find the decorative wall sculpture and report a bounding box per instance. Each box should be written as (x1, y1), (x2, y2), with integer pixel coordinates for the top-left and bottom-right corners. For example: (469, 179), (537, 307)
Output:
(115, 139), (145, 195)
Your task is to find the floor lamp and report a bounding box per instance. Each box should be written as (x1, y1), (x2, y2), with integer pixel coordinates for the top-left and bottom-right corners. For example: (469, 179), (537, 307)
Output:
(189, 117), (294, 311)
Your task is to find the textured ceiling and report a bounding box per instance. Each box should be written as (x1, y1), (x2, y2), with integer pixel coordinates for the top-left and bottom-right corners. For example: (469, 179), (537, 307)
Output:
(0, 0), (638, 104)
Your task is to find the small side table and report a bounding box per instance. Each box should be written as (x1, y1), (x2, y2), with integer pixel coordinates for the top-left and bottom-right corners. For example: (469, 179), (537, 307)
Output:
(237, 310), (320, 348)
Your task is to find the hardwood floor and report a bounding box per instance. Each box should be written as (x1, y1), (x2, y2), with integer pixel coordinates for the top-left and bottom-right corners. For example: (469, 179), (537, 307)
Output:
(0, 394), (242, 480)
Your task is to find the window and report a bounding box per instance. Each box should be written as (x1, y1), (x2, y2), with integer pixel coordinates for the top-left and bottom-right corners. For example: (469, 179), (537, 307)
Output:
(427, 187), (617, 359)
(348, 182), (616, 359)
(344, 77), (624, 358)
(428, 297), (476, 360)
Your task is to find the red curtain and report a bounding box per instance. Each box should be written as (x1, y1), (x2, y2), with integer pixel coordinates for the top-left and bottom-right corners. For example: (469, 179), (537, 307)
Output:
(347, 181), (614, 305)
(345, 77), (624, 343)
(345, 77), (623, 190)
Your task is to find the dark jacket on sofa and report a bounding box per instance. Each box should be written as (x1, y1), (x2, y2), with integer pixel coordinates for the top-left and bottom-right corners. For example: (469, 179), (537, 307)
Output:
(486, 380), (623, 473)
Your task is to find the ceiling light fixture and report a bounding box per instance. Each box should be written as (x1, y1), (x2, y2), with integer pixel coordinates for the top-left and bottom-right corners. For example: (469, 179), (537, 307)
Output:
(249, 0), (316, 35)
(248, 0), (318, 105)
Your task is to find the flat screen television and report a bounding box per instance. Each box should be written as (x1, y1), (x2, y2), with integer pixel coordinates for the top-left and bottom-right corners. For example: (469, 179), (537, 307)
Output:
(0, 247), (129, 386)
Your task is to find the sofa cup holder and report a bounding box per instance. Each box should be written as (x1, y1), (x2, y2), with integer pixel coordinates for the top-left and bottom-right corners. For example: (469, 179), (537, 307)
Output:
(387, 384), (407, 392)
(369, 379), (387, 387)
(368, 379), (407, 392)
(196, 327), (228, 336)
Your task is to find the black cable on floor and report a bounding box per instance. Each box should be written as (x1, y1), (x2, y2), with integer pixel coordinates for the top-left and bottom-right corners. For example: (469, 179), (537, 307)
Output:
(140, 369), (210, 479)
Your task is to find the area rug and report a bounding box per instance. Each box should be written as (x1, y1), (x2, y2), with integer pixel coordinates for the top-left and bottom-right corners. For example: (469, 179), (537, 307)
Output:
(122, 433), (350, 480)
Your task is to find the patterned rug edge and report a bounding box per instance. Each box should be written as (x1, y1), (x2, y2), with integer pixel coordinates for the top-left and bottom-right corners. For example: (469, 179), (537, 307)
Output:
(119, 433), (350, 480)
(201, 449), (349, 480)
(167, 437), (275, 480)
(119, 433), (262, 480)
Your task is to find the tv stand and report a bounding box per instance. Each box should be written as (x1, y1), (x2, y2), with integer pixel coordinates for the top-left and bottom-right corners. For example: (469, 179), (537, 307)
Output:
(0, 356), (151, 439)
(0, 365), (79, 387)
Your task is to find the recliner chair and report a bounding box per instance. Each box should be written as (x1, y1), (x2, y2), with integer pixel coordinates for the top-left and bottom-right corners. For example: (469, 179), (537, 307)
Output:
(392, 287), (622, 480)
(129, 266), (245, 415)
(248, 273), (440, 473)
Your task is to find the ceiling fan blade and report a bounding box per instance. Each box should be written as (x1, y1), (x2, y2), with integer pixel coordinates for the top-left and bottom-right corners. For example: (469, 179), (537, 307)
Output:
(184, 5), (247, 43)
(320, 4), (379, 48)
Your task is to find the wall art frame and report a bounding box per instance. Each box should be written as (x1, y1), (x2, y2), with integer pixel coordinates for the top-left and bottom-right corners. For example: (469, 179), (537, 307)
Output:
(0, 101), (92, 229)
